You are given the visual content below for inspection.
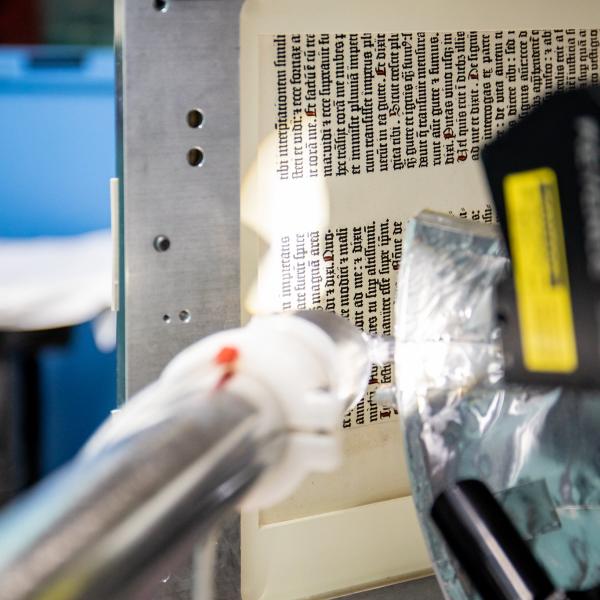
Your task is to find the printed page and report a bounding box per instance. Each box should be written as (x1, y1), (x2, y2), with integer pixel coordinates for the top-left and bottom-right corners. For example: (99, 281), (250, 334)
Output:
(244, 28), (600, 524)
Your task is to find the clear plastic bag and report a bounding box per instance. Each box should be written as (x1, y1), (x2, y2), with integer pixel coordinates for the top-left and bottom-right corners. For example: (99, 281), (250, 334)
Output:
(395, 211), (600, 597)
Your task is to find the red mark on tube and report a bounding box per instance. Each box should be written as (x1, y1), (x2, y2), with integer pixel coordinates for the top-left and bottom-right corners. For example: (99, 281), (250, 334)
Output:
(215, 346), (239, 365)
(214, 346), (239, 390)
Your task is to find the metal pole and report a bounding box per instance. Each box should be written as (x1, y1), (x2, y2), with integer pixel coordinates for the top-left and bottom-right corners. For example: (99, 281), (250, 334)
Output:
(0, 389), (286, 600)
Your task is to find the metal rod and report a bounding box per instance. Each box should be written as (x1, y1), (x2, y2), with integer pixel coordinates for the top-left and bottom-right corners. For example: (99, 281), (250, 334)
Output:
(431, 480), (560, 600)
(0, 389), (286, 600)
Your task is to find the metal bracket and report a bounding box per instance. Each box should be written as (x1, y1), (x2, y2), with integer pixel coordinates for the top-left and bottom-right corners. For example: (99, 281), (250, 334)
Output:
(116, 0), (242, 399)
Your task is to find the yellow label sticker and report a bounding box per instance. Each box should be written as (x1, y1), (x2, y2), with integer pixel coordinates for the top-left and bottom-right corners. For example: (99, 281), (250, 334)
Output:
(504, 167), (578, 373)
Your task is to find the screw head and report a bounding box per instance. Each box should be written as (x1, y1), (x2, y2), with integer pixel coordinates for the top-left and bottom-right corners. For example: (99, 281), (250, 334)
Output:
(153, 235), (170, 252)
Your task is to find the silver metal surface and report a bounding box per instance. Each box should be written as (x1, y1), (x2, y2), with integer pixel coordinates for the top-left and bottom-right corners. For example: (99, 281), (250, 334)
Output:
(117, 0), (243, 398)
(0, 390), (285, 600)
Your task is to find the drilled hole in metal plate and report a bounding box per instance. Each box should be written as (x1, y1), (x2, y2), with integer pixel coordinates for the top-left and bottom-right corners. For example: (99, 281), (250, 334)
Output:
(163, 314), (171, 324)
(186, 109), (204, 129)
(153, 235), (170, 252)
(153, 0), (168, 12)
(179, 310), (191, 323)
(187, 147), (204, 167)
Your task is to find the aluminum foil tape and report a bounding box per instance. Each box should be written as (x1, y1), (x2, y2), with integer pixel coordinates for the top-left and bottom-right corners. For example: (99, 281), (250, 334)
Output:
(395, 211), (600, 597)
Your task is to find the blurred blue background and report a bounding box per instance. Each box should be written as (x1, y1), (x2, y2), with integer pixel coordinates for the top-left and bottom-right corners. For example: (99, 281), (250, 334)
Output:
(0, 1), (116, 476)
(0, 48), (114, 238)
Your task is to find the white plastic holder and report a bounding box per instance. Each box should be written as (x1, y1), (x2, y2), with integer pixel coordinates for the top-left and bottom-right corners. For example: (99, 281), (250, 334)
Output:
(90, 313), (362, 511)
(161, 313), (351, 510)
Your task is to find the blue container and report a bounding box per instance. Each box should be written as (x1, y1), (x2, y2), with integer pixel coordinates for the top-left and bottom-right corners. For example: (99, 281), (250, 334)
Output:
(0, 46), (116, 473)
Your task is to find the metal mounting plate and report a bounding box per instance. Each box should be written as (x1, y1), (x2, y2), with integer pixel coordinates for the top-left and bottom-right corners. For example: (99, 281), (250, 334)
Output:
(117, 0), (242, 398)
